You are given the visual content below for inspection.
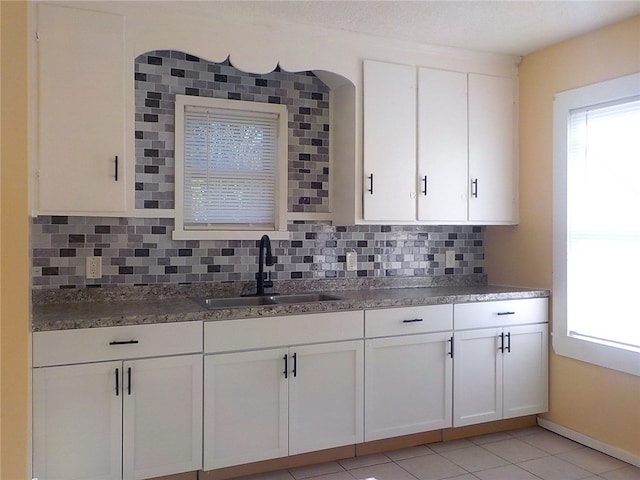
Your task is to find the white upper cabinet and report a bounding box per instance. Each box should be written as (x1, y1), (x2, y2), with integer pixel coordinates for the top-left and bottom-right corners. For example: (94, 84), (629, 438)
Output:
(363, 60), (417, 222)
(417, 67), (468, 222)
(468, 74), (517, 223)
(36, 4), (128, 216)
(362, 60), (517, 224)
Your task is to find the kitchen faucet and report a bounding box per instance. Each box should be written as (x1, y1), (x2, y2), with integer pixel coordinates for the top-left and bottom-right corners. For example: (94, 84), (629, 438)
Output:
(256, 234), (275, 296)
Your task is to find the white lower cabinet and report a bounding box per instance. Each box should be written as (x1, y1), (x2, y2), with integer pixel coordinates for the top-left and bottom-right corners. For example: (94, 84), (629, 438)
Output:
(288, 341), (364, 455)
(33, 361), (122, 480)
(502, 324), (549, 419)
(203, 348), (288, 469)
(32, 322), (203, 480)
(453, 327), (503, 426)
(365, 332), (453, 440)
(204, 340), (364, 470)
(33, 354), (202, 480)
(202, 311), (364, 470)
(453, 299), (549, 427)
(32, 299), (549, 477)
(364, 305), (453, 441)
(122, 355), (203, 480)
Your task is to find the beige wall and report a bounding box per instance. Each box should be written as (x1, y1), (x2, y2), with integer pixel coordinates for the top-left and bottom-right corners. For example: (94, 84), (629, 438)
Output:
(485, 16), (640, 457)
(0, 1), (30, 478)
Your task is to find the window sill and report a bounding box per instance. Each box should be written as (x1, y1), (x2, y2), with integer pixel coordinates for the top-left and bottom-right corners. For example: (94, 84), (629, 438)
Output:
(171, 229), (290, 241)
(552, 332), (640, 377)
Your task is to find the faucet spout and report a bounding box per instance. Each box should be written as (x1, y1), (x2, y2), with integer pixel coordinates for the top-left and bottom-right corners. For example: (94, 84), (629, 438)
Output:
(256, 234), (274, 296)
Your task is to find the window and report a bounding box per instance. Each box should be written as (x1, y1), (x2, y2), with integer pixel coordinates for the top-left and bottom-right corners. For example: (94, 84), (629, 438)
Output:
(553, 72), (640, 376)
(173, 95), (288, 240)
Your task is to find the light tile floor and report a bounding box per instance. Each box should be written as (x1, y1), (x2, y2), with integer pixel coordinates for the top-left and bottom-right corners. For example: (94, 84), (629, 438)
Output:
(232, 427), (640, 480)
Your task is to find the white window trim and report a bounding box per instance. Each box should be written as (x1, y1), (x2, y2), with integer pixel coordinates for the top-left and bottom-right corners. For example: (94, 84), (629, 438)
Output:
(173, 95), (289, 240)
(552, 72), (640, 376)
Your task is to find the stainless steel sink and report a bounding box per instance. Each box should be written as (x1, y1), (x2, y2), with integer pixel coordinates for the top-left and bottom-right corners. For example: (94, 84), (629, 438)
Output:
(273, 293), (343, 304)
(197, 292), (343, 309)
(198, 296), (278, 309)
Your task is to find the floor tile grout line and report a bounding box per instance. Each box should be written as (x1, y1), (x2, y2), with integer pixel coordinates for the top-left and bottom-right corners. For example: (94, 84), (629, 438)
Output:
(231, 427), (639, 480)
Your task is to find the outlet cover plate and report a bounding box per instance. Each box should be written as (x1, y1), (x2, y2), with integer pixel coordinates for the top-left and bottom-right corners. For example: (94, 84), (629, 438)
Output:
(86, 256), (102, 279)
(445, 250), (456, 268)
(346, 251), (357, 271)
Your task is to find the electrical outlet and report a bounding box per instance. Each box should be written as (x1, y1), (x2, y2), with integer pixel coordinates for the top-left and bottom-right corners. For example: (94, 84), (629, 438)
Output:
(86, 256), (102, 279)
(445, 250), (456, 268)
(346, 251), (358, 271)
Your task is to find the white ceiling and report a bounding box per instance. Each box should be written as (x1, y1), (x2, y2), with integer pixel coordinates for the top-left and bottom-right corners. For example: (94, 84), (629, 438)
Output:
(194, 0), (640, 56)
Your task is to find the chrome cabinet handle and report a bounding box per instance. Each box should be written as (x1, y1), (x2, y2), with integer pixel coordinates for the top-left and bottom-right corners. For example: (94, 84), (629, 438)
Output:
(471, 178), (478, 198)
(421, 176), (428, 196)
(497, 312), (515, 316)
(367, 174), (374, 194)
(109, 340), (139, 346)
(402, 318), (423, 323)
(114, 156), (119, 181)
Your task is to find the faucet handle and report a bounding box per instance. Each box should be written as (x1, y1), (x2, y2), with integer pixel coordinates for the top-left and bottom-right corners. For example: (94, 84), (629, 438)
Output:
(264, 270), (274, 288)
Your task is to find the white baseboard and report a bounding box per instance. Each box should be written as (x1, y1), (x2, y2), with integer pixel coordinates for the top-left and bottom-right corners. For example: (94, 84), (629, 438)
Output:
(538, 418), (640, 468)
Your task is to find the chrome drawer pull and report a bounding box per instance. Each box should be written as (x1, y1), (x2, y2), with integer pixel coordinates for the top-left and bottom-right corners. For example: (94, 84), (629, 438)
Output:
(497, 312), (515, 316)
(109, 340), (139, 346)
(402, 318), (424, 323)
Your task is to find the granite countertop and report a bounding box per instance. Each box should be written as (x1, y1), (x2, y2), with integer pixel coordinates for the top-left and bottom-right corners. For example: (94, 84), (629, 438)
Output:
(32, 281), (549, 332)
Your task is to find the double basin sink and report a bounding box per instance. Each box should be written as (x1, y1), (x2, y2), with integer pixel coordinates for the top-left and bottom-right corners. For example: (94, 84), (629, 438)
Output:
(198, 293), (343, 309)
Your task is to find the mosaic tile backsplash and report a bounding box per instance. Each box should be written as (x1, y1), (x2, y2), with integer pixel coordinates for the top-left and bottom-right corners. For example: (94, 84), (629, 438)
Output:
(31, 216), (484, 289)
(135, 50), (330, 212)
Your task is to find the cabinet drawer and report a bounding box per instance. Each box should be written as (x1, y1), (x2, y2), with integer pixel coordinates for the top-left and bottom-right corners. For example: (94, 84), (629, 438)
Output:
(454, 298), (548, 330)
(33, 321), (203, 367)
(204, 310), (364, 353)
(365, 305), (453, 338)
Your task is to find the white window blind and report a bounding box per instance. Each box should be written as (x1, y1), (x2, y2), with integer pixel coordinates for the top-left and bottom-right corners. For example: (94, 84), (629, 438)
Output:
(566, 97), (640, 349)
(183, 105), (279, 230)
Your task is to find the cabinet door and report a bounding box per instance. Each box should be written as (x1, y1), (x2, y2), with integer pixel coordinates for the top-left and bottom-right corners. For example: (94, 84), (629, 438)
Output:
(468, 74), (516, 223)
(453, 328), (503, 427)
(363, 60), (416, 221)
(37, 4), (127, 215)
(365, 332), (452, 441)
(503, 324), (548, 418)
(203, 349), (288, 470)
(417, 68), (468, 222)
(289, 341), (364, 454)
(33, 362), (122, 480)
(122, 355), (202, 480)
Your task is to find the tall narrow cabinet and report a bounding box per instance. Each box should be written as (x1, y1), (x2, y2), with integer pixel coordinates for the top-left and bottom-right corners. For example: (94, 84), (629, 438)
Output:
(36, 4), (128, 215)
